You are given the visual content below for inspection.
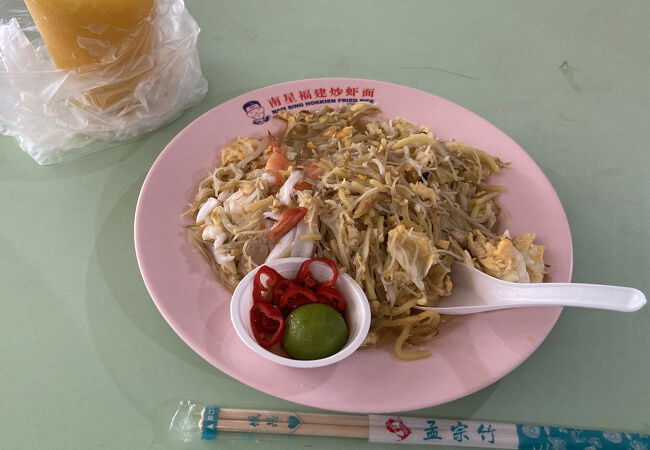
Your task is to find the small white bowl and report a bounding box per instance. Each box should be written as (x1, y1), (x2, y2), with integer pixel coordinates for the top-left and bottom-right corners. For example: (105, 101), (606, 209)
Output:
(230, 257), (371, 368)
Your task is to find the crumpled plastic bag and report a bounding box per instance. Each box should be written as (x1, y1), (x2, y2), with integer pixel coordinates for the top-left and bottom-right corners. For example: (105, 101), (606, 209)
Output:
(0, 0), (208, 164)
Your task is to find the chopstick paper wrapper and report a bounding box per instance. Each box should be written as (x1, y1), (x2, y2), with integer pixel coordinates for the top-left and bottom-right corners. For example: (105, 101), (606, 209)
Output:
(169, 401), (649, 448)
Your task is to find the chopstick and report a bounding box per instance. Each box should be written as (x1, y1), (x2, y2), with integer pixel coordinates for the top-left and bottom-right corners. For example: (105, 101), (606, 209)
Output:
(214, 419), (369, 438)
(191, 405), (650, 448)
(200, 408), (369, 438)
(218, 407), (370, 427)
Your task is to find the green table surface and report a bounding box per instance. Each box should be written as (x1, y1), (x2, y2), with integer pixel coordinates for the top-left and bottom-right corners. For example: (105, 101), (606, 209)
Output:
(2, 1), (649, 449)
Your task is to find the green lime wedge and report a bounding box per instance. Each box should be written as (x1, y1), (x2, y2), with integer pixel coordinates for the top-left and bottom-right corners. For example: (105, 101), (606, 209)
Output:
(282, 303), (348, 360)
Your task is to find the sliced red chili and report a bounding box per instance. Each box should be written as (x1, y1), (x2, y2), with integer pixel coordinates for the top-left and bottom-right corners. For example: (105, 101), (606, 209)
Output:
(271, 277), (293, 305)
(315, 285), (345, 312)
(296, 258), (338, 288)
(278, 283), (317, 314)
(298, 269), (318, 288)
(253, 265), (285, 303)
(280, 295), (315, 315)
(250, 303), (285, 348)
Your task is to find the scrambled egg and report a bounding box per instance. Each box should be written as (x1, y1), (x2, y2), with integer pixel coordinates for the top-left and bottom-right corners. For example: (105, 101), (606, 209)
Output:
(386, 225), (439, 290)
(410, 182), (438, 201)
(513, 233), (546, 283)
(220, 137), (259, 166)
(467, 230), (545, 283)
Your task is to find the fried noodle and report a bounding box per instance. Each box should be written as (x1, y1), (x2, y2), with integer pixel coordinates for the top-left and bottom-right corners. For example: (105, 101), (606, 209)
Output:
(185, 103), (546, 360)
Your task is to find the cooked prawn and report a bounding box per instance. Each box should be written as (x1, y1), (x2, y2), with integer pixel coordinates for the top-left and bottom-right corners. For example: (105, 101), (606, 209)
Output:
(265, 132), (289, 187)
(304, 162), (323, 180)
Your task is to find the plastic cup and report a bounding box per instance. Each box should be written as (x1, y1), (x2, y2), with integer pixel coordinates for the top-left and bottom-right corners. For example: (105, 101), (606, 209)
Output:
(24, 0), (155, 111)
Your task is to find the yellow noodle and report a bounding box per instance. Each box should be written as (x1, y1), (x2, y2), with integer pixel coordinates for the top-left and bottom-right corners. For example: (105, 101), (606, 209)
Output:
(243, 196), (274, 212)
(394, 325), (431, 360)
(299, 233), (322, 241)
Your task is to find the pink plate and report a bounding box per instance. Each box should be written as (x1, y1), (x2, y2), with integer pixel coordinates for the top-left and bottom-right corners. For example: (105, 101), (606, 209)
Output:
(134, 78), (573, 413)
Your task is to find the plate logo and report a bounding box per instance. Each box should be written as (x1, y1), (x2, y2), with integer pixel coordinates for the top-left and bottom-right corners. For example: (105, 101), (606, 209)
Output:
(257, 85), (377, 116)
(243, 100), (271, 125)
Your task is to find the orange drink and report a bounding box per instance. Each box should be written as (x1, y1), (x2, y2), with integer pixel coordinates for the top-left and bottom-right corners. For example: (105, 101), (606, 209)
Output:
(24, 0), (155, 110)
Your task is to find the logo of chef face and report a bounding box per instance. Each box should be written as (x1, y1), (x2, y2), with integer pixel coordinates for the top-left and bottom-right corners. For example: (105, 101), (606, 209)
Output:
(243, 100), (270, 125)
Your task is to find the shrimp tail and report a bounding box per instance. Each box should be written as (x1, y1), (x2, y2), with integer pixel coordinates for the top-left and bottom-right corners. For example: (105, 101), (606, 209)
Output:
(268, 131), (285, 154)
(265, 132), (290, 187)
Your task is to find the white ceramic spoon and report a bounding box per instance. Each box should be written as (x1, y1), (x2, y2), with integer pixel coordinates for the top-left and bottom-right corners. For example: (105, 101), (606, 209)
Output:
(416, 262), (647, 315)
